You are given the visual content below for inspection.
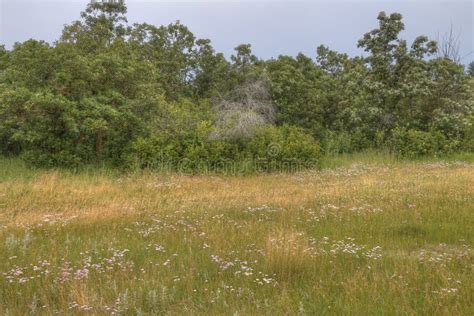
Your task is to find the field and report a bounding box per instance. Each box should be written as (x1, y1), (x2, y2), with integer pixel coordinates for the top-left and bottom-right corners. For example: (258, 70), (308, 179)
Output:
(0, 154), (473, 315)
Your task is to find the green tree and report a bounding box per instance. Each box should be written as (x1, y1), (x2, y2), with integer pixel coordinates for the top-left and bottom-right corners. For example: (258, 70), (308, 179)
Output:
(0, 2), (162, 165)
(468, 61), (474, 76)
(230, 44), (264, 83)
(192, 39), (232, 98)
(1, 4), (472, 167)
(60, 0), (128, 53)
(267, 54), (325, 138)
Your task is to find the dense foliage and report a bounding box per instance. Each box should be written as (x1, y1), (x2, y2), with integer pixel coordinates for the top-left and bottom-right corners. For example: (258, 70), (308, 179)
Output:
(0, 2), (472, 170)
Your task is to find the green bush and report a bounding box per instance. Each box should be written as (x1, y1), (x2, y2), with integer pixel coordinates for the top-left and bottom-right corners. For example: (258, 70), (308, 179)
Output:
(245, 125), (321, 171)
(321, 131), (353, 155)
(388, 128), (458, 158)
(459, 124), (474, 152)
(127, 124), (321, 173)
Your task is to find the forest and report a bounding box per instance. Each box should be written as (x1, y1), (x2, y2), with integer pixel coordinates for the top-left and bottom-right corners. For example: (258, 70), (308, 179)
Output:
(0, 1), (473, 171)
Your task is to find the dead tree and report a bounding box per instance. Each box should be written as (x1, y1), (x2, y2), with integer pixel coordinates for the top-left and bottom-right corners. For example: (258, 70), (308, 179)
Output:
(437, 24), (462, 63)
(211, 79), (276, 141)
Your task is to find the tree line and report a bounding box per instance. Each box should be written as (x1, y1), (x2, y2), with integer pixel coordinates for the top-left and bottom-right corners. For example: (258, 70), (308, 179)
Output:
(0, 1), (472, 170)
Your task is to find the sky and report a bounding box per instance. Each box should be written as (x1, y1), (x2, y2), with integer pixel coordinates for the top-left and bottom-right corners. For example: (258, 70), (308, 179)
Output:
(0, 0), (473, 64)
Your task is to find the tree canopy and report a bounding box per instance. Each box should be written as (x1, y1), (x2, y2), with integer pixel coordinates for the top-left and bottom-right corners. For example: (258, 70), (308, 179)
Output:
(0, 3), (472, 170)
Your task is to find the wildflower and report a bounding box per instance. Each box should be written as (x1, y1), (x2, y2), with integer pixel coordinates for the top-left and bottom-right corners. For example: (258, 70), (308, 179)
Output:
(154, 244), (165, 252)
(74, 268), (89, 280)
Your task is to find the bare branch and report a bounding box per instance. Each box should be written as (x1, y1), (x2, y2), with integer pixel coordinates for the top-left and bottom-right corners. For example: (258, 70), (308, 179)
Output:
(437, 24), (462, 63)
(211, 79), (276, 141)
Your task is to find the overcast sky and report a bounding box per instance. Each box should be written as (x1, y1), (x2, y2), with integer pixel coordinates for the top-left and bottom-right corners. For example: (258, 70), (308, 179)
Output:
(1, 0), (473, 63)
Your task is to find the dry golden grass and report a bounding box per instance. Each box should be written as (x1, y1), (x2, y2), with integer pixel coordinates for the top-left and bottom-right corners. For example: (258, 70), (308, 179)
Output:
(265, 229), (313, 280)
(0, 158), (473, 314)
(2, 162), (472, 226)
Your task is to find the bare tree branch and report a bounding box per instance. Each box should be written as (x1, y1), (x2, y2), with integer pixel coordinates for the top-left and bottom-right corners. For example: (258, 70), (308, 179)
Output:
(437, 24), (462, 63)
(211, 78), (276, 141)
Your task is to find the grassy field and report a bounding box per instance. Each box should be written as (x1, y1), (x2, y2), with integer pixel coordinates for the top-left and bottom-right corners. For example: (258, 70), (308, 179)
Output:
(0, 154), (473, 314)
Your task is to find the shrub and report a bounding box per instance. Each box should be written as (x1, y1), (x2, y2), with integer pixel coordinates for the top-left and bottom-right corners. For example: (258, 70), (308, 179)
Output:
(459, 124), (474, 152)
(127, 124), (321, 173)
(388, 128), (458, 158)
(245, 125), (321, 171)
(127, 136), (239, 172)
(321, 131), (353, 155)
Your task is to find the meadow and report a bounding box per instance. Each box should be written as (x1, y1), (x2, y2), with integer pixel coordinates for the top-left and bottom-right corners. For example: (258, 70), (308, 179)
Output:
(0, 154), (473, 315)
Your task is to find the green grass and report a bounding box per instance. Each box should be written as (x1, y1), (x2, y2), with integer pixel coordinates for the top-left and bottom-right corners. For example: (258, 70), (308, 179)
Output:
(320, 150), (474, 169)
(0, 154), (473, 314)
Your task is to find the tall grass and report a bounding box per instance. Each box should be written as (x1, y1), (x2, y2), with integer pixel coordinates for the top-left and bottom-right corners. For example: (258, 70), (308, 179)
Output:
(0, 154), (473, 314)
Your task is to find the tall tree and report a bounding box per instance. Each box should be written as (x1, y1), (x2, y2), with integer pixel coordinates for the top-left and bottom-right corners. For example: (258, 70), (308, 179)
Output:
(468, 61), (474, 76)
(60, 0), (128, 53)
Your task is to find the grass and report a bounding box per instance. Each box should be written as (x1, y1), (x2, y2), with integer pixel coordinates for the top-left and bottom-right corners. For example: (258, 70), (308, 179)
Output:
(0, 153), (473, 314)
